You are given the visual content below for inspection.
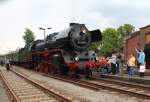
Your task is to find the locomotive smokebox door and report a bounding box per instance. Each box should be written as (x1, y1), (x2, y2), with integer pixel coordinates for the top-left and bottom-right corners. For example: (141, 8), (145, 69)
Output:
(90, 30), (102, 42)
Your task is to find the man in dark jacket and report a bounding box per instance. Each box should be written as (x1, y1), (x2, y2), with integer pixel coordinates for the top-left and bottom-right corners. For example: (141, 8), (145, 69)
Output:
(5, 60), (11, 71)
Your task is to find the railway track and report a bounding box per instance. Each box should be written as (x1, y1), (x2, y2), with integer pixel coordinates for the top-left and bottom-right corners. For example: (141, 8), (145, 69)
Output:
(94, 78), (150, 91)
(42, 73), (99, 91)
(80, 79), (150, 99)
(10, 67), (150, 100)
(41, 73), (150, 100)
(0, 69), (73, 102)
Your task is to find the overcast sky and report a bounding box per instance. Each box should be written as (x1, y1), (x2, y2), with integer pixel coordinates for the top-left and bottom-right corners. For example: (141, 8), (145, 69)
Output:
(0, 0), (150, 54)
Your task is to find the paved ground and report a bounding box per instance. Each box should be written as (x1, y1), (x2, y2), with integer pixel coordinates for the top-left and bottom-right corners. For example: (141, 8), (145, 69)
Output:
(10, 66), (150, 102)
(0, 67), (10, 102)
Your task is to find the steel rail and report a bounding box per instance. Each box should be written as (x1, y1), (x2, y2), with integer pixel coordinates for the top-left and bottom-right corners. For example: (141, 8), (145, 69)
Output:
(0, 70), (21, 102)
(11, 69), (73, 102)
(42, 73), (150, 99)
(42, 73), (99, 91)
(12, 67), (150, 100)
(95, 78), (150, 90)
(79, 80), (150, 99)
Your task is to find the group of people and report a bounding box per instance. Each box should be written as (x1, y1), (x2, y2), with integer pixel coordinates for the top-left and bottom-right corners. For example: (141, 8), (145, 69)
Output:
(99, 47), (146, 78)
(99, 53), (123, 75)
(127, 48), (145, 77)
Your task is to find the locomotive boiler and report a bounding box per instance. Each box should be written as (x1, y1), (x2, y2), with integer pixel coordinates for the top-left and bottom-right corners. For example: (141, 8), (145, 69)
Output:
(30, 23), (101, 51)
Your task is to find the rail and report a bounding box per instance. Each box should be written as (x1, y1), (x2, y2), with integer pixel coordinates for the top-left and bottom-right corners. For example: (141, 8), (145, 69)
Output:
(0, 69), (73, 102)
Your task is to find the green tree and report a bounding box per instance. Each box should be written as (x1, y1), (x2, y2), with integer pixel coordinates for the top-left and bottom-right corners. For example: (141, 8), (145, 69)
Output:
(117, 24), (135, 36)
(117, 24), (135, 50)
(89, 24), (135, 55)
(23, 28), (35, 46)
(89, 41), (102, 51)
(101, 28), (121, 55)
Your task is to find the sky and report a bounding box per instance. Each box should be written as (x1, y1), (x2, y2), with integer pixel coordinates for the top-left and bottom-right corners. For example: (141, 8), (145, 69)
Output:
(0, 0), (150, 54)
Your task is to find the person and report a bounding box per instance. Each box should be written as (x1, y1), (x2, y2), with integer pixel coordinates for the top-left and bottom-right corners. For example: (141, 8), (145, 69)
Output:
(127, 54), (136, 77)
(85, 65), (93, 79)
(118, 53), (125, 76)
(116, 54), (121, 74)
(111, 53), (117, 75)
(139, 63), (146, 77)
(91, 53), (97, 62)
(0, 61), (4, 66)
(135, 48), (145, 77)
(99, 58), (109, 77)
(5, 60), (11, 71)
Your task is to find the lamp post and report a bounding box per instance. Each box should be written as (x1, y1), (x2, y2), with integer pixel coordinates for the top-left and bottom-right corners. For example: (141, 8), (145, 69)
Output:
(39, 27), (51, 42)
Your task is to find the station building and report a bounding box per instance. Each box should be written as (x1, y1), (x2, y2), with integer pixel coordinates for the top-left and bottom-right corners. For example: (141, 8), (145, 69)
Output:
(123, 25), (150, 69)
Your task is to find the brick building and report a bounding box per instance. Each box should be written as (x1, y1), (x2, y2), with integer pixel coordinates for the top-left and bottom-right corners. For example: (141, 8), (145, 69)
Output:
(123, 25), (150, 69)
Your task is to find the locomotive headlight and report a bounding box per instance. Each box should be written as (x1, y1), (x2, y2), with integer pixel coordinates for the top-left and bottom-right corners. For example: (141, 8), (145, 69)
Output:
(53, 54), (59, 57)
(74, 56), (79, 61)
(82, 29), (86, 33)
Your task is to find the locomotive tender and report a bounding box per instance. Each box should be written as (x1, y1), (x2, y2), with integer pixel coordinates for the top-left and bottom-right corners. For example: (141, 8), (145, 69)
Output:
(11, 23), (102, 78)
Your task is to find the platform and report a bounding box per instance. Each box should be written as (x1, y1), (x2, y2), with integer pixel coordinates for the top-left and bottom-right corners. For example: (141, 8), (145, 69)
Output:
(96, 74), (150, 85)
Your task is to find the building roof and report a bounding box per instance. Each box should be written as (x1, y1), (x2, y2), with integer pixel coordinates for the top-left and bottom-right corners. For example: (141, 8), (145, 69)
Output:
(140, 25), (150, 29)
(126, 31), (140, 40)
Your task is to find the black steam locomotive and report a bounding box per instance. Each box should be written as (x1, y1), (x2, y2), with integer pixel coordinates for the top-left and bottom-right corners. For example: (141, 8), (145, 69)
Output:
(11, 23), (102, 78)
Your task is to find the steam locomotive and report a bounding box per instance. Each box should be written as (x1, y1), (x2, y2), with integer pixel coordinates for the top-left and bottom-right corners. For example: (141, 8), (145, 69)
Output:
(11, 23), (102, 78)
